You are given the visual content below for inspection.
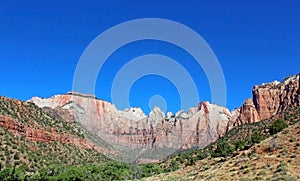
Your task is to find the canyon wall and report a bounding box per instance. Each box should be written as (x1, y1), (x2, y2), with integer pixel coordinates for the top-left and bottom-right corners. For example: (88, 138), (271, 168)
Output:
(27, 73), (299, 161)
(228, 74), (299, 130)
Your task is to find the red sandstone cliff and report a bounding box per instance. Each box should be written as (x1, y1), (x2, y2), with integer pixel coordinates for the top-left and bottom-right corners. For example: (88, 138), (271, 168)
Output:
(29, 92), (232, 161)
(26, 73), (299, 161)
(0, 114), (116, 155)
(227, 73), (299, 130)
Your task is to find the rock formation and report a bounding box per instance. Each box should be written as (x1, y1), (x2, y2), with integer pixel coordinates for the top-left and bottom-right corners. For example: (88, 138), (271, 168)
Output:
(228, 73), (300, 130)
(0, 114), (112, 155)
(253, 74), (300, 120)
(28, 73), (300, 161)
(29, 92), (232, 161)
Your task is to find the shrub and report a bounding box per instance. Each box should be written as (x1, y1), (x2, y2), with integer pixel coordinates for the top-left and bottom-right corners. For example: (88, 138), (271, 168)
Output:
(258, 170), (266, 176)
(170, 160), (179, 171)
(270, 119), (288, 135)
(197, 150), (208, 160)
(251, 131), (263, 144)
(235, 140), (246, 150)
(140, 163), (163, 177)
(211, 141), (234, 158)
(186, 156), (197, 166)
(14, 153), (19, 160)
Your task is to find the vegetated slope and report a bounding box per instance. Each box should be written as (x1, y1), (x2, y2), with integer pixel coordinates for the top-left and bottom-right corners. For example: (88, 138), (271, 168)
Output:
(0, 96), (110, 173)
(0, 96), (168, 180)
(143, 106), (300, 181)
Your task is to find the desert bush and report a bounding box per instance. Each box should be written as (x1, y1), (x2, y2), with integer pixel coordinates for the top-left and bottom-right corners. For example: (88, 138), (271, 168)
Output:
(170, 160), (179, 171)
(251, 130), (263, 144)
(186, 156), (197, 166)
(13, 153), (19, 160)
(235, 140), (246, 150)
(211, 141), (234, 158)
(270, 119), (288, 135)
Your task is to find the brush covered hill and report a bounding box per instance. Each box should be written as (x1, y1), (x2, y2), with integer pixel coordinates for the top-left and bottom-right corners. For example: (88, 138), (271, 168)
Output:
(143, 106), (300, 181)
(0, 96), (114, 179)
(0, 96), (171, 180)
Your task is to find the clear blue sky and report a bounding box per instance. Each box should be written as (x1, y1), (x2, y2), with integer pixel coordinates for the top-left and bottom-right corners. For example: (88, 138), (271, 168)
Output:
(1, 1), (299, 114)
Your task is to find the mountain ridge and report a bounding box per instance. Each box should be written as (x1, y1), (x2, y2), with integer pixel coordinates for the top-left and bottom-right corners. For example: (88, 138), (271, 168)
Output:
(28, 73), (300, 162)
(0, 73), (299, 180)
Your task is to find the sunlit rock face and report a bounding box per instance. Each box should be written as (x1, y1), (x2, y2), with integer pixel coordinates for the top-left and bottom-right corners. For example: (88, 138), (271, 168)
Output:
(252, 74), (299, 120)
(29, 73), (299, 162)
(29, 92), (232, 161)
(228, 73), (299, 131)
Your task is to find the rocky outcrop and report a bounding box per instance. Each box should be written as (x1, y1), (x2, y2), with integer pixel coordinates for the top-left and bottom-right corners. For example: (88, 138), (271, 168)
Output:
(227, 99), (260, 129)
(228, 73), (300, 130)
(253, 74), (299, 120)
(180, 102), (231, 149)
(0, 115), (112, 154)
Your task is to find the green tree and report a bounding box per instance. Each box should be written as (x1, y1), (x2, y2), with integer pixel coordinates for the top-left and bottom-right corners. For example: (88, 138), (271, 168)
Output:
(251, 130), (263, 144)
(196, 150), (208, 160)
(170, 160), (179, 171)
(270, 119), (288, 135)
(211, 141), (234, 158)
(140, 163), (163, 177)
(186, 156), (197, 166)
(235, 140), (246, 150)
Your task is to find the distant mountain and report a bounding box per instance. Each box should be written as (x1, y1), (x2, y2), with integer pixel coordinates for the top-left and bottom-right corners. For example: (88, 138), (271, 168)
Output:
(28, 73), (300, 162)
(0, 73), (299, 180)
(29, 92), (233, 162)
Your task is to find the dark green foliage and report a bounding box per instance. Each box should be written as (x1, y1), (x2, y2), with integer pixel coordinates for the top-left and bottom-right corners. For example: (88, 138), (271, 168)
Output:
(235, 140), (246, 150)
(0, 161), (166, 180)
(170, 160), (179, 171)
(251, 130), (263, 144)
(211, 141), (234, 158)
(0, 166), (26, 181)
(186, 156), (197, 166)
(270, 119), (288, 135)
(139, 163), (163, 177)
(13, 153), (19, 160)
(177, 156), (185, 164)
(196, 150), (208, 160)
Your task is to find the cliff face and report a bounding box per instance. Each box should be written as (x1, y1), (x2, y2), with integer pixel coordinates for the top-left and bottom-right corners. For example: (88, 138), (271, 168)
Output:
(228, 74), (300, 130)
(253, 74), (300, 120)
(29, 92), (232, 161)
(27, 74), (300, 161)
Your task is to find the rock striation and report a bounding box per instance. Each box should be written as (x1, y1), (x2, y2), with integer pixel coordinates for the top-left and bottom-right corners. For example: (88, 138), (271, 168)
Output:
(28, 73), (300, 161)
(29, 92), (232, 161)
(253, 74), (300, 120)
(0, 114), (111, 154)
(228, 73), (300, 130)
